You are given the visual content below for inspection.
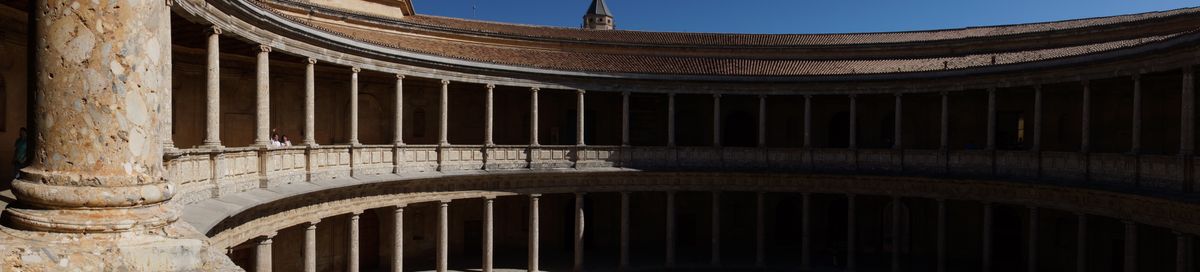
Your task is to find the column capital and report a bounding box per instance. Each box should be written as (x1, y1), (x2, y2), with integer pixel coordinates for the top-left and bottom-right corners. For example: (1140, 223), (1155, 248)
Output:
(939, 91), (949, 96)
(622, 91), (631, 97)
(895, 92), (903, 97)
(305, 58), (317, 64)
(441, 79), (451, 86)
(848, 94), (857, 99)
(576, 89), (586, 94)
(395, 74), (406, 80)
(531, 87), (540, 92)
(668, 92), (676, 97)
(307, 220), (320, 227)
(484, 195), (497, 200)
(987, 87), (997, 93)
(395, 204), (407, 209)
(351, 67), (361, 73)
(1081, 79), (1090, 87)
(713, 93), (722, 98)
(758, 94), (767, 99)
(351, 210), (364, 217)
(1034, 84), (1043, 91)
(261, 231), (278, 241)
(804, 94), (812, 99)
(486, 83), (496, 89)
(439, 200), (451, 206)
(1133, 72), (1142, 81)
(257, 44), (272, 53)
(207, 26), (223, 35)
(530, 193), (542, 198)
(1185, 65), (1194, 73)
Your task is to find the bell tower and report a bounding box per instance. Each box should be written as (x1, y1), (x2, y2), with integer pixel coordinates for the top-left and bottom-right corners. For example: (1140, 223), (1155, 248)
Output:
(583, 0), (614, 30)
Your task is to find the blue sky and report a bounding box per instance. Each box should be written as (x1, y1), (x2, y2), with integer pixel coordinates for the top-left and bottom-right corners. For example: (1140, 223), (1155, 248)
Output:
(413, 0), (1198, 34)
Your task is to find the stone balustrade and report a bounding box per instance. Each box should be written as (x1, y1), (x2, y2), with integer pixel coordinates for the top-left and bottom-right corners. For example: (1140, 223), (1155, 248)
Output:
(166, 145), (1199, 206)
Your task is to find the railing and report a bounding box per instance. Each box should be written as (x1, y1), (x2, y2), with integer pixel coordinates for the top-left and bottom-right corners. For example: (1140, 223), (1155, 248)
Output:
(164, 145), (1199, 206)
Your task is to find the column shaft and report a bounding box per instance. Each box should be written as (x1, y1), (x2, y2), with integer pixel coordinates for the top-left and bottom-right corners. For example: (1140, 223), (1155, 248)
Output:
(438, 201), (450, 272)
(1082, 81), (1091, 152)
(850, 95), (858, 149)
(530, 88), (540, 146)
(162, 20), (174, 151)
(804, 95), (813, 148)
(574, 193), (586, 271)
(577, 90), (586, 146)
(937, 199), (946, 272)
(758, 95), (767, 147)
(756, 192), (766, 267)
(801, 193), (812, 270)
(394, 207), (405, 272)
(1124, 221), (1137, 272)
(439, 80), (450, 146)
(1028, 207), (1039, 272)
(711, 191), (721, 266)
(713, 94), (722, 147)
(983, 203), (993, 272)
(621, 92), (631, 146)
(203, 27), (222, 148)
(987, 88), (997, 150)
(395, 75), (405, 145)
(1176, 232), (1191, 272)
(1033, 86), (1043, 151)
(254, 45), (271, 146)
(484, 198), (494, 272)
(529, 194), (541, 272)
(1183, 67), (1195, 155)
(891, 196), (901, 272)
(668, 93), (676, 147)
(940, 92), (949, 150)
(303, 59), (316, 146)
(349, 68), (361, 145)
(350, 212), (361, 272)
(667, 191), (677, 267)
(619, 192), (631, 269)
(485, 84), (495, 146)
(847, 194), (857, 271)
(305, 221), (319, 272)
(894, 94), (903, 149)
(1077, 214), (1088, 272)
(1133, 75), (1142, 153)
(257, 235), (275, 272)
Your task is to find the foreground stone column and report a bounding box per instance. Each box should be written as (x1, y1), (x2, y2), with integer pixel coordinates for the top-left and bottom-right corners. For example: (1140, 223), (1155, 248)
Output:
(1183, 67), (1195, 155)
(1077, 213), (1088, 272)
(1028, 206), (1039, 272)
(711, 191), (721, 266)
(349, 68), (361, 145)
(305, 220), (319, 272)
(847, 194), (857, 272)
(667, 191), (677, 267)
(484, 198), (495, 272)
(1082, 81), (1091, 152)
(620, 192), (631, 270)
(439, 201), (450, 272)
(350, 211), (362, 272)
(303, 58), (317, 146)
(203, 26), (223, 148)
(1125, 221), (1137, 272)
(668, 93), (676, 147)
(257, 233), (276, 272)
(713, 94), (722, 147)
(485, 84), (495, 146)
(574, 193), (586, 271)
(255, 45), (271, 147)
(983, 203), (993, 272)
(987, 88), (997, 150)
(577, 90), (586, 146)
(440, 80), (450, 146)
(622, 92), (631, 146)
(394, 206), (405, 272)
(529, 194), (541, 272)
(1132, 74), (1143, 153)
(531, 88), (540, 146)
(395, 75), (405, 145)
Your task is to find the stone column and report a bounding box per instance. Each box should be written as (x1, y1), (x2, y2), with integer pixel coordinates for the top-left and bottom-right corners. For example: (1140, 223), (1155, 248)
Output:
(847, 194), (857, 272)
(668, 93), (677, 147)
(349, 67), (361, 145)
(983, 203), (993, 272)
(756, 192), (766, 267)
(937, 199), (946, 272)
(1082, 81), (1091, 152)
(305, 221), (319, 272)
(801, 193), (812, 270)
(162, 17), (174, 151)
(484, 198), (494, 272)
(895, 94), (903, 149)
(254, 45), (271, 147)
(350, 211), (362, 272)
(257, 233), (276, 272)
(439, 80), (450, 146)
(1176, 232), (1191, 272)
(1124, 221), (1137, 272)
(530, 88), (540, 146)
(577, 90), (586, 146)
(1132, 75), (1142, 153)
(667, 190), (677, 267)
(1077, 213), (1088, 272)
(891, 196), (901, 272)
(1033, 85), (1043, 151)
(622, 92), (631, 146)
(711, 191), (721, 266)
(849, 95), (858, 149)
(941, 92), (949, 150)
(529, 194), (541, 272)
(574, 193), (586, 271)
(1028, 206), (1039, 272)
(1183, 67), (1195, 155)
(394, 206), (405, 272)
(485, 84), (495, 146)
(303, 58), (317, 146)
(439, 201), (450, 272)
(395, 75), (405, 145)
(987, 88), (997, 150)
(8, 0), (179, 233)
(713, 94), (722, 147)
(619, 192), (631, 270)
(203, 27), (223, 148)
(804, 95), (813, 148)
(759, 95), (767, 147)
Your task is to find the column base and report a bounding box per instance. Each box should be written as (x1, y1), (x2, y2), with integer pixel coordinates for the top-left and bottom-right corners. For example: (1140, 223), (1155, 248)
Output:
(201, 141), (223, 150)
(0, 221), (238, 271)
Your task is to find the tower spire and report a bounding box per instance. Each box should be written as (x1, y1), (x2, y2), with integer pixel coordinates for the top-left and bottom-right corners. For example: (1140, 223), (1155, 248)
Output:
(583, 0), (615, 30)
